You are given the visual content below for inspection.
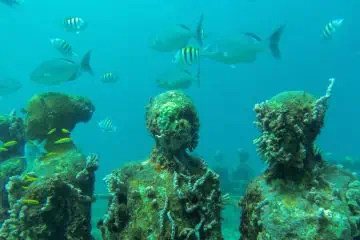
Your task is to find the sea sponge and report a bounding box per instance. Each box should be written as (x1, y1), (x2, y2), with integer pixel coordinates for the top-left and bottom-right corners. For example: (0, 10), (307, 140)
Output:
(146, 91), (199, 153)
(24, 92), (95, 153)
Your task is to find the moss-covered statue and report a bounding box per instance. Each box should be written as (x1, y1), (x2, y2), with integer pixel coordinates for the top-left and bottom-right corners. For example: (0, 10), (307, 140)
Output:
(0, 92), (98, 240)
(98, 90), (224, 240)
(240, 79), (360, 240)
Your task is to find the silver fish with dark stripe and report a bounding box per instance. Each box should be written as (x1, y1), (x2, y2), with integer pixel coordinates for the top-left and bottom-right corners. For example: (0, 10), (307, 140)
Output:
(63, 17), (87, 34)
(98, 118), (117, 133)
(322, 19), (344, 40)
(101, 72), (118, 83)
(50, 38), (78, 57)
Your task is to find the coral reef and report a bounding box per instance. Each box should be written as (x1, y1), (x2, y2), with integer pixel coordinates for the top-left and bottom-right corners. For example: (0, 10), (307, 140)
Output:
(24, 92), (95, 153)
(240, 79), (360, 239)
(0, 92), (97, 240)
(98, 90), (223, 240)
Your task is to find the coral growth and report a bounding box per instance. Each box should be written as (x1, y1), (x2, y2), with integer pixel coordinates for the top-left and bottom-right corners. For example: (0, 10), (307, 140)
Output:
(98, 90), (223, 239)
(253, 78), (334, 177)
(24, 92), (95, 153)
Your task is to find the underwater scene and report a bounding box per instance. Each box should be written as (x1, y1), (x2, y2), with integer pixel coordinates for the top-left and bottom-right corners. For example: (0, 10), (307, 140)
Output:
(0, 0), (359, 239)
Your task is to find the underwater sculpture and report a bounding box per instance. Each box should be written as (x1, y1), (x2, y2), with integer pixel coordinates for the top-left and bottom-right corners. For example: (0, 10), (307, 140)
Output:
(240, 79), (360, 240)
(98, 91), (224, 240)
(0, 92), (97, 240)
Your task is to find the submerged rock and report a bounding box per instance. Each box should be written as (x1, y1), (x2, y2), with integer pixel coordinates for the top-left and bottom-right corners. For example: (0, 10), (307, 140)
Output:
(98, 91), (223, 240)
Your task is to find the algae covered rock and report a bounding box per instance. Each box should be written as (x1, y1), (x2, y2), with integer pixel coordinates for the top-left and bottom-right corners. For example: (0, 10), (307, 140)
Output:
(98, 90), (223, 240)
(0, 92), (98, 240)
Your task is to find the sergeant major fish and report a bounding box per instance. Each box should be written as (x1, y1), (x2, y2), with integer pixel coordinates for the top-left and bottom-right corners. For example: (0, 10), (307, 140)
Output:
(322, 19), (344, 40)
(63, 17), (87, 34)
(98, 118), (117, 133)
(30, 50), (94, 85)
(203, 25), (285, 67)
(101, 72), (118, 83)
(50, 38), (78, 57)
(149, 13), (205, 52)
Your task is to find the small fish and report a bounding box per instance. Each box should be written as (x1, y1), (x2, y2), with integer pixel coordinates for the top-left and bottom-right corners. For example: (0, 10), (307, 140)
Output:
(0, 147), (8, 152)
(101, 72), (118, 83)
(45, 152), (57, 158)
(47, 128), (56, 135)
(173, 46), (201, 68)
(21, 186), (29, 190)
(50, 38), (78, 57)
(54, 137), (72, 144)
(30, 50), (94, 85)
(23, 175), (37, 182)
(322, 19), (344, 40)
(3, 140), (17, 147)
(0, 78), (22, 98)
(25, 139), (47, 164)
(98, 118), (117, 133)
(61, 128), (70, 134)
(0, 0), (24, 7)
(22, 199), (40, 205)
(63, 17), (87, 34)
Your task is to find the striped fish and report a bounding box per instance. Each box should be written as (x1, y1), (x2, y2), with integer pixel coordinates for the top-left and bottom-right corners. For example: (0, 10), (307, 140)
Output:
(323, 19), (344, 40)
(173, 46), (200, 67)
(50, 38), (78, 57)
(98, 118), (117, 133)
(101, 72), (118, 83)
(63, 17), (87, 34)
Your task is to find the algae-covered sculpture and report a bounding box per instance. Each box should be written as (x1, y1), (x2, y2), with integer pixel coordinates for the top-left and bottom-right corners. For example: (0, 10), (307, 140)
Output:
(240, 79), (360, 240)
(98, 91), (223, 240)
(0, 92), (98, 240)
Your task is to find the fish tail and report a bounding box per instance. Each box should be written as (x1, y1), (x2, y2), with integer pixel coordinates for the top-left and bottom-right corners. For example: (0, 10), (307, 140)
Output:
(268, 25), (285, 59)
(196, 64), (201, 87)
(80, 50), (94, 76)
(195, 13), (204, 47)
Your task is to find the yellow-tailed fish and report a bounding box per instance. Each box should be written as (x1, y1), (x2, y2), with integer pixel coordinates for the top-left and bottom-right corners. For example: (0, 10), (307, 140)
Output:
(23, 175), (37, 182)
(3, 140), (18, 147)
(61, 128), (70, 134)
(0, 147), (8, 152)
(45, 152), (57, 158)
(22, 199), (40, 205)
(22, 186), (29, 190)
(47, 128), (57, 135)
(54, 137), (72, 144)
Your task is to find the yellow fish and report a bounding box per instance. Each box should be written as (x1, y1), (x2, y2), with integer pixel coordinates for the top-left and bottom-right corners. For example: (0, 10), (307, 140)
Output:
(22, 186), (29, 190)
(0, 147), (8, 152)
(47, 128), (57, 135)
(3, 140), (18, 147)
(54, 137), (72, 144)
(61, 128), (70, 134)
(45, 152), (57, 157)
(22, 199), (40, 205)
(23, 175), (37, 182)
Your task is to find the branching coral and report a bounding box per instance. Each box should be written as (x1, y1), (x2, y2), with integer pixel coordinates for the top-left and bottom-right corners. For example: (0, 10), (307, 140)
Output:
(253, 79), (334, 174)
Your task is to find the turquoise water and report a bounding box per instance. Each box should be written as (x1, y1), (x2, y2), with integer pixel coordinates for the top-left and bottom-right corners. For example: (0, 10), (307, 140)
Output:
(1, 0), (359, 238)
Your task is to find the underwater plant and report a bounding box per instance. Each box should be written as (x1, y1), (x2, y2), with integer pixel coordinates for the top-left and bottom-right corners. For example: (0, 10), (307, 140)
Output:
(98, 90), (223, 240)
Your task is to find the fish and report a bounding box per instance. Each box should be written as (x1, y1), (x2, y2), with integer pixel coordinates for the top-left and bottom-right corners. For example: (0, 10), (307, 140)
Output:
(30, 50), (94, 85)
(24, 139), (48, 169)
(0, 147), (8, 152)
(156, 67), (200, 90)
(203, 25), (285, 67)
(50, 38), (78, 57)
(101, 72), (118, 83)
(47, 128), (56, 135)
(98, 118), (117, 133)
(322, 19), (344, 40)
(63, 17), (87, 34)
(0, 78), (22, 98)
(0, 0), (23, 7)
(149, 13), (205, 52)
(22, 199), (40, 205)
(2, 140), (17, 147)
(54, 137), (72, 144)
(173, 46), (201, 68)
(61, 128), (70, 134)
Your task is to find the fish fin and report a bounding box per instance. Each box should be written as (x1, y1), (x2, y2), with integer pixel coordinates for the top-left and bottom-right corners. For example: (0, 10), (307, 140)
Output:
(177, 24), (192, 32)
(268, 24), (285, 59)
(230, 65), (237, 69)
(195, 13), (204, 47)
(243, 32), (262, 42)
(80, 50), (94, 76)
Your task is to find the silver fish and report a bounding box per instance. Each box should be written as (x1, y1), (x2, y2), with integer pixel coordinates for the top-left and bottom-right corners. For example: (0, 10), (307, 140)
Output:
(204, 25), (285, 67)
(63, 17), (87, 34)
(149, 13), (205, 52)
(30, 51), (94, 85)
(0, 78), (21, 97)
(98, 118), (117, 133)
(0, 0), (23, 7)
(50, 38), (78, 57)
(156, 67), (199, 90)
(24, 139), (47, 171)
